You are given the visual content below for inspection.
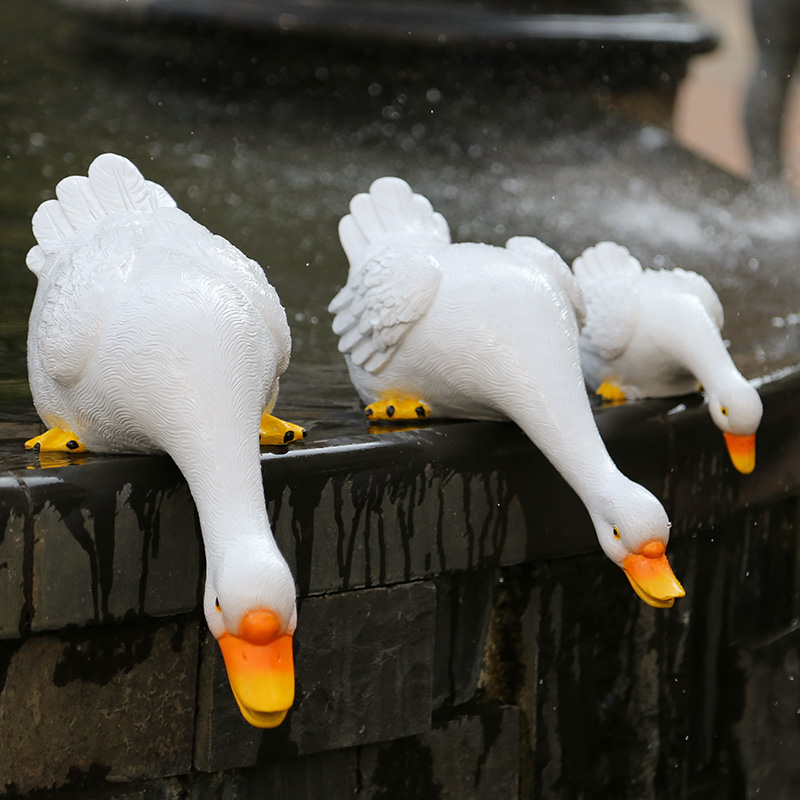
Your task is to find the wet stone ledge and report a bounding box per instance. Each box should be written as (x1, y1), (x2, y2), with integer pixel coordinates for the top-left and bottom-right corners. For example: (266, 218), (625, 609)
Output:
(0, 371), (800, 797)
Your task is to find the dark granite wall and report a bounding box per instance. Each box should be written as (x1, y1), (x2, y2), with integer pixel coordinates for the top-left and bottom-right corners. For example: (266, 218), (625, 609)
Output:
(2, 373), (800, 798)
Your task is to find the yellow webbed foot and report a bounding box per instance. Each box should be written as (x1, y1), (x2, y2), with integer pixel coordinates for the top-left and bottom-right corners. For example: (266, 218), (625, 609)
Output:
(259, 413), (307, 446)
(596, 381), (627, 404)
(25, 427), (86, 453)
(364, 398), (430, 422)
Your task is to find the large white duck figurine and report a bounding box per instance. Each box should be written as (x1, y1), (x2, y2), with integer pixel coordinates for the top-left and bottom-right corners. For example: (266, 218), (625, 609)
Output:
(25, 153), (306, 728)
(329, 177), (685, 608)
(572, 242), (763, 474)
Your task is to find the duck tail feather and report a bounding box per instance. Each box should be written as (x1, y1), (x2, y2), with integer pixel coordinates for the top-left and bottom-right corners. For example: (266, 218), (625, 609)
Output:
(339, 205), (372, 266)
(339, 176), (450, 266)
(26, 245), (47, 276)
(145, 179), (177, 210)
(572, 241), (642, 285)
(87, 153), (176, 215)
(30, 199), (75, 259)
(28, 154), (177, 273)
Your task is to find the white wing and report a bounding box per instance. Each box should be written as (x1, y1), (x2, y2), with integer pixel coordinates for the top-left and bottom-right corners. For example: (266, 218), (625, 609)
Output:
(28, 154), (180, 386)
(572, 241), (642, 361)
(656, 267), (724, 330)
(329, 247), (442, 374)
(33, 240), (133, 387)
(331, 176), (451, 373)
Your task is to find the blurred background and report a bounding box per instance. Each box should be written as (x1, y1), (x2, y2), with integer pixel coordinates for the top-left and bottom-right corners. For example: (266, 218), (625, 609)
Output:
(2, 0), (800, 423)
(677, 0), (800, 185)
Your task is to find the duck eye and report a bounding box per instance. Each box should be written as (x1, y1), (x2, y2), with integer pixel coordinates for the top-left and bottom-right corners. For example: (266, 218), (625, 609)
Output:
(721, 406), (729, 416)
(215, 597), (221, 612)
(612, 526), (621, 540)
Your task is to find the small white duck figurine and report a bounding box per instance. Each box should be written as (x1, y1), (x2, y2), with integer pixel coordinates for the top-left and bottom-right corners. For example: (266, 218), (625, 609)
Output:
(25, 153), (306, 728)
(329, 177), (684, 608)
(572, 242), (763, 474)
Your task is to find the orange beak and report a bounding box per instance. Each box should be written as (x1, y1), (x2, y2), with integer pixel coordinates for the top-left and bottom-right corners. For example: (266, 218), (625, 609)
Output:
(217, 609), (295, 728)
(622, 541), (685, 608)
(723, 432), (756, 474)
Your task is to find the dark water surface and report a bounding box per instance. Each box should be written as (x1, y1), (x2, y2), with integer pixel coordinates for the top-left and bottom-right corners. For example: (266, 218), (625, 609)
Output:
(4, 0), (800, 437)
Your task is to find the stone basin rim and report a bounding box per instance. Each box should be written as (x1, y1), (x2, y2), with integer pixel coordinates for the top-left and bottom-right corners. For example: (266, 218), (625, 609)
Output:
(2, 361), (795, 474)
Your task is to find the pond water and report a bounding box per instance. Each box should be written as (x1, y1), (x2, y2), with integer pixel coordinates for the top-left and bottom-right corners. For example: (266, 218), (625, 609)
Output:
(3, 0), (800, 432)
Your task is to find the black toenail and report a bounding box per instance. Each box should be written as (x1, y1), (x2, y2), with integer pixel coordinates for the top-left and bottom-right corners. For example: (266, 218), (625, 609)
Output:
(386, 405), (395, 418)
(415, 406), (426, 417)
(283, 430), (294, 443)
(66, 440), (79, 450)
(365, 408), (373, 417)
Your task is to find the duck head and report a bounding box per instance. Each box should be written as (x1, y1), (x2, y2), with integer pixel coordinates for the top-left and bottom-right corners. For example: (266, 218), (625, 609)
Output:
(706, 379), (763, 474)
(204, 542), (297, 728)
(591, 478), (685, 608)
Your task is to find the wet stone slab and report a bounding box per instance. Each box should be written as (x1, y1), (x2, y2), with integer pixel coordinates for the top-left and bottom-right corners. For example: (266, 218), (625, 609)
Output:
(194, 582), (437, 772)
(481, 491), (800, 800)
(265, 427), (534, 596)
(733, 627), (800, 800)
(0, 417), (600, 638)
(0, 458), (203, 638)
(0, 484), (27, 638)
(0, 370), (798, 639)
(431, 569), (495, 709)
(0, 382), (798, 797)
(0, 618), (199, 795)
(99, 706), (520, 800)
(357, 706), (520, 800)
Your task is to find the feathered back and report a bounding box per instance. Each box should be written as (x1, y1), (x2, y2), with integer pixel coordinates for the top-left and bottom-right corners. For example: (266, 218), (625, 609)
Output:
(505, 236), (587, 328)
(27, 153), (177, 276)
(575, 241), (725, 331)
(571, 241), (643, 362)
(654, 267), (724, 331)
(338, 177), (450, 267)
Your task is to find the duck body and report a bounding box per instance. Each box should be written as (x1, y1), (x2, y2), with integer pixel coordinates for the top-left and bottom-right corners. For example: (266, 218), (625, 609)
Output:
(573, 242), (763, 473)
(344, 241), (589, 425)
(27, 153), (299, 728)
(577, 269), (703, 400)
(28, 204), (288, 456)
(330, 178), (684, 608)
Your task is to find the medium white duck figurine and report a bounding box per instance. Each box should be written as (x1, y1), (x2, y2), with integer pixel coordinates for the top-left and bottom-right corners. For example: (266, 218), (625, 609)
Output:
(25, 153), (306, 728)
(329, 177), (684, 608)
(572, 242), (763, 474)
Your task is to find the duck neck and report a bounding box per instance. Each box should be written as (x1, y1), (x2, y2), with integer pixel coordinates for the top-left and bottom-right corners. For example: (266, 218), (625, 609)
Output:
(657, 302), (737, 391)
(170, 433), (276, 562)
(508, 384), (623, 511)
